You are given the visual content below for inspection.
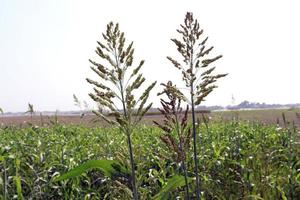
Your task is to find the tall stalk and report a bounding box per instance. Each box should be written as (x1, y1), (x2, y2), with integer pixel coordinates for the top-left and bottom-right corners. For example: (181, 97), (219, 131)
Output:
(174, 109), (190, 200)
(119, 79), (138, 199)
(126, 130), (138, 199)
(190, 81), (201, 198)
(87, 22), (156, 200)
(167, 12), (228, 199)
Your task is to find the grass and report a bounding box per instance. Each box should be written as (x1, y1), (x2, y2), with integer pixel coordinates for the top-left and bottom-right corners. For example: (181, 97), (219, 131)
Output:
(0, 120), (299, 199)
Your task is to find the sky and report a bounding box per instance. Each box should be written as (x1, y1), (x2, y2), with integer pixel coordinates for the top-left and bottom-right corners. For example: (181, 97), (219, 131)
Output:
(0, 0), (300, 112)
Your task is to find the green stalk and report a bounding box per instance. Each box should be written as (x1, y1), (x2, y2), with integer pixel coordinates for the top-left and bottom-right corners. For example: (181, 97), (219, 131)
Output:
(191, 83), (201, 199)
(126, 132), (138, 199)
(3, 159), (7, 200)
(175, 114), (190, 200)
(120, 79), (139, 200)
(189, 35), (201, 199)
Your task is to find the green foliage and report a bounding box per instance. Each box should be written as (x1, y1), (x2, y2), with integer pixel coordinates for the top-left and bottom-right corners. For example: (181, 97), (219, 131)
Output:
(54, 160), (129, 182)
(14, 176), (24, 200)
(14, 158), (24, 200)
(153, 175), (193, 200)
(0, 107), (3, 114)
(0, 122), (299, 199)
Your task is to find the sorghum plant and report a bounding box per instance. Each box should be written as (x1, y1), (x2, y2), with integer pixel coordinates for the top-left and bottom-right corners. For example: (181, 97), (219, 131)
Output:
(167, 12), (227, 199)
(154, 81), (192, 199)
(73, 94), (89, 118)
(25, 103), (35, 123)
(87, 22), (156, 200)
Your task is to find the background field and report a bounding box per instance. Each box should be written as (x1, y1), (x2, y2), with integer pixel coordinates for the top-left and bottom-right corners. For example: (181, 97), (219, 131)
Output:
(1, 108), (300, 199)
(1, 108), (300, 127)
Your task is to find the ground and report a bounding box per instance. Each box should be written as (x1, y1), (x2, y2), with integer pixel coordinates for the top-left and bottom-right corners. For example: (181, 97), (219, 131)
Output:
(1, 108), (300, 127)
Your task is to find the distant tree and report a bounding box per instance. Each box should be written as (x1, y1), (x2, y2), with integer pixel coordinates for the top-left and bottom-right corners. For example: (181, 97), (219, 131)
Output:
(239, 100), (250, 107)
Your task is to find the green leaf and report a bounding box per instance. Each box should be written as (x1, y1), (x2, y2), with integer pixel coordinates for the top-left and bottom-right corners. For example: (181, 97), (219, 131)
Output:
(245, 195), (264, 200)
(153, 175), (193, 200)
(277, 186), (288, 200)
(296, 172), (300, 182)
(0, 107), (3, 114)
(54, 160), (128, 182)
(14, 176), (24, 200)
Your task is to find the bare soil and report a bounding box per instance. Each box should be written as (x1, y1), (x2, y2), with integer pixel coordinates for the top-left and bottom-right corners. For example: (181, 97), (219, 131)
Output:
(1, 108), (300, 128)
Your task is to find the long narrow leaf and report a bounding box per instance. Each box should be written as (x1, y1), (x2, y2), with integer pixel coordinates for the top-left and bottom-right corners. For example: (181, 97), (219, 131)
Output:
(14, 176), (24, 200)
(54, 160), (128, 182)
(154, 175), (193, 200)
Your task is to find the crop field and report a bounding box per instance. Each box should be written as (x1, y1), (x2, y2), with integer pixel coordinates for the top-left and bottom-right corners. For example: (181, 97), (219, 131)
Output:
(211, 108), (300, 126)
(0, 118), (300, 199)
(1, 7), (300, 200)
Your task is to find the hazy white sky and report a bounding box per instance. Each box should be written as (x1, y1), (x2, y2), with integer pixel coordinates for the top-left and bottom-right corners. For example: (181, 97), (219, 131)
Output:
(1, 0), (300, 112)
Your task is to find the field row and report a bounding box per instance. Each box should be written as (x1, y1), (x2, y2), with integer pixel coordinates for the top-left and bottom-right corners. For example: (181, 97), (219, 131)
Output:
(0, 121), (299, 199)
